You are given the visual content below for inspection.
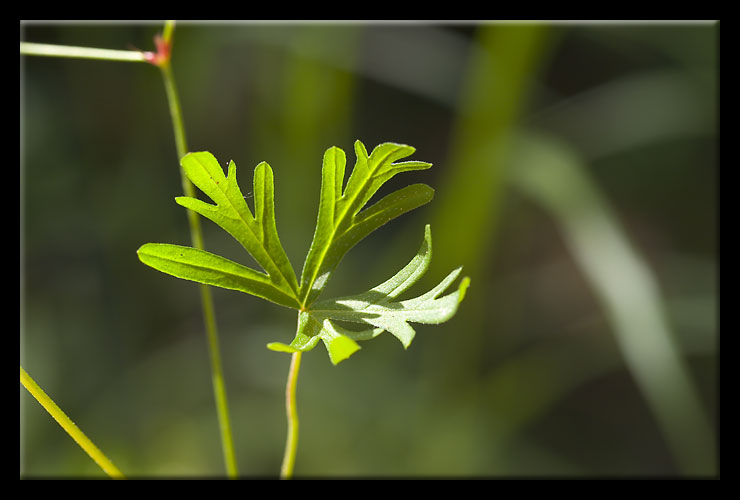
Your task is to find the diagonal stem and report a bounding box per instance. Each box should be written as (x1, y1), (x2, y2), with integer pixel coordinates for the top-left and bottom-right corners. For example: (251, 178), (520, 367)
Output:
(20, 366), (124, 478)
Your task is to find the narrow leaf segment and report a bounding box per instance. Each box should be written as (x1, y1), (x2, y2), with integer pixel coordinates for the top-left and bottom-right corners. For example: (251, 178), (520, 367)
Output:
(138, 152), (301, 309)
(299, 141), (434, 307)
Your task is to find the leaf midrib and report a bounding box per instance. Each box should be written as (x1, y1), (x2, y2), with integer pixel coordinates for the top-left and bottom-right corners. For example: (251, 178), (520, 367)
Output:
(143, 246), (299, 307)
(300, 148), (398, 307)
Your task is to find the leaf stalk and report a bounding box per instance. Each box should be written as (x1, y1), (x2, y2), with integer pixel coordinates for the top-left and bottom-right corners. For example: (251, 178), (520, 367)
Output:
(280, 351), (302, 479)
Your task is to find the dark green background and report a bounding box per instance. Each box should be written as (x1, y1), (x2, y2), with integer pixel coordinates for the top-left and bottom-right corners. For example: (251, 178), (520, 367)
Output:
(20, 21), (718, 477)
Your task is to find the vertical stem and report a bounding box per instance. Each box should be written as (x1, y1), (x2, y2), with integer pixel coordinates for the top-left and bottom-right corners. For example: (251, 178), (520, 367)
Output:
(159, 62), (203, 245)
(158, 26), (238, 479)
(20, 366), (124, 479)
(161, 20), (176, 46)
(280, 351), (302, 479)
(20, 21), (239, 478)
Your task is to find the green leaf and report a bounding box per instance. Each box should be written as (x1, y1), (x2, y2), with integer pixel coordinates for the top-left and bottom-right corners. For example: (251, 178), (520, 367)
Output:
(139, 142), (468, 366)
(176, 152), (300, 300)
(137, 243), (300, 309)
(268, 225), (470, 364)
(298, 140), (434, 307)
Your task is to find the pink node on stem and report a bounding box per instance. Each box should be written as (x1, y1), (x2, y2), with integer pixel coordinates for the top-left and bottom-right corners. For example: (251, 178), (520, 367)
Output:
(143, 34), (171, 66)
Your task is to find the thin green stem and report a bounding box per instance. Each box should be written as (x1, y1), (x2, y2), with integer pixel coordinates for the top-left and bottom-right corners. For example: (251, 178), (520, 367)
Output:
(280, 351), (303, 479)
(158, 26), (239, 479)
(20, 42), (148, 63)
(20, 366), (124, 479)
(161, 20), (176, 46)
(21, 22), (238, 478)
(160, 66), (185, 151)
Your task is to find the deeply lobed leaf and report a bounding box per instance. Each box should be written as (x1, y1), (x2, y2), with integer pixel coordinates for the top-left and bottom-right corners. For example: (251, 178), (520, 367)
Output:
(139, 152), (301, 308)
(176, 152), (299, 298)
(139, 142), (468, 365)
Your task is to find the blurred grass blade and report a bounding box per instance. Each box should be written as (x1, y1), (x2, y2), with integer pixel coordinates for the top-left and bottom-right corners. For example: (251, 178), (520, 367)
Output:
(424, 24), (551, 394)
(508, 131), (715, 475)
(530, 69), (717, 161)
(430, 24), (550, 280)
(20, 366), (124, 478)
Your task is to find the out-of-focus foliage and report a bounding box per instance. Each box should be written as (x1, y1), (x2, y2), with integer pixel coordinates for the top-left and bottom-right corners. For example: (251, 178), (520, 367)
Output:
(21, 21), (717, 477)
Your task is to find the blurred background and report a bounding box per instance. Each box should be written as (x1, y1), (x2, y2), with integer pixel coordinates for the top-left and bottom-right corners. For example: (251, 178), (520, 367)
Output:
(20, 21), (718, 477)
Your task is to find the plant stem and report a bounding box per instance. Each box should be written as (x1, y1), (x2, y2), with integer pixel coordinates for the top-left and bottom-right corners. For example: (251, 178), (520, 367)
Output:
(20, 42), (148, 63)
(21, 22), (239, 478)
(158, 25), (239, 479)
(20, 366), (124, 479)
(280, 351), (302, 479)
(161, 20), (176, 46)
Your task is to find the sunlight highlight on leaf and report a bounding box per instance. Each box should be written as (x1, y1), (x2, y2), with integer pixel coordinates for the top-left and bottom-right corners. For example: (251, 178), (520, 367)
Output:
(268, 225), (470, 364)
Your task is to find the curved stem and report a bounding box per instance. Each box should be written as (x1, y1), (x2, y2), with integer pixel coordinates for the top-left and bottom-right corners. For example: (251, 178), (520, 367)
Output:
(20, 366), (124, 479)
(158, 26), (239, 479)
(280, 351), (302, 479)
